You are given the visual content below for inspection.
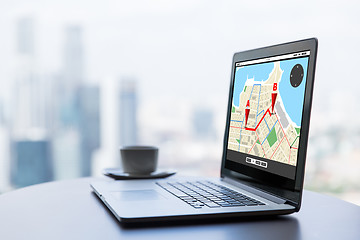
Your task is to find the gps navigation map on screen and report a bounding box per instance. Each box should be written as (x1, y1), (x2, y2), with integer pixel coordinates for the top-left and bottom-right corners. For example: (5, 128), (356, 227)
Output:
(227, 52), (309, 171)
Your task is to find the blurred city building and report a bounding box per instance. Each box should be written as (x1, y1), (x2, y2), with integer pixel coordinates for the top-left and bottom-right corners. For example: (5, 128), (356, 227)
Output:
(11, 136), (53, 188)
(9, 21), (101, 186)
(119, 79), (138, 147)
(58, 25), (84, 127)
(77, 85), (101, 176)
(52, 25), (100, 178)
(13, 17), (47, 132)
(10, 17), (54, 187)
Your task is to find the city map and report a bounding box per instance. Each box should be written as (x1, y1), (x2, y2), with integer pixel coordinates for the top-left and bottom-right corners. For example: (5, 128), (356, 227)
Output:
(228, 57), (308, 167)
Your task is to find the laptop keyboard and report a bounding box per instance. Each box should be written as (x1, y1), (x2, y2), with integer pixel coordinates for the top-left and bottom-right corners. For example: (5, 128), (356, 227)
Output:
(156, 181), (265, 209)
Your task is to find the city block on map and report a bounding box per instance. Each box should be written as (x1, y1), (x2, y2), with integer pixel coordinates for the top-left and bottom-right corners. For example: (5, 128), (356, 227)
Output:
(228, 62), (300, 166)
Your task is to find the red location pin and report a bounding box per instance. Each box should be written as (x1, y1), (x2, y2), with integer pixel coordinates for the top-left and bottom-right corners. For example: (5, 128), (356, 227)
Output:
(271, 93), (277, 114)
(245, 100), (250, 126)
(271, 83), (278, 114)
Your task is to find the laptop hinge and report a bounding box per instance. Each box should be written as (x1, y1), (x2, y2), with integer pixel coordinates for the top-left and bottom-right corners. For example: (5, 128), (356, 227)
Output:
(222, 177), (287, 204)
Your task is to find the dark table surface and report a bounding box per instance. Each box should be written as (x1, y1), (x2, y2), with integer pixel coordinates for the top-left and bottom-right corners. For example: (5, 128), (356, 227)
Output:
(0, 177), (359, 240)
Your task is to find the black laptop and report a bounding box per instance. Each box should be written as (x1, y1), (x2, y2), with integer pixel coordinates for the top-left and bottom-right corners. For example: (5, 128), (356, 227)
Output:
(91, 38), (318, 224)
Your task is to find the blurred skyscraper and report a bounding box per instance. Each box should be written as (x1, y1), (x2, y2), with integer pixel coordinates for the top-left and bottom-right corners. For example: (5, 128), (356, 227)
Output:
(11, 17), (54, 187)
(52, 25), (100, 178)
(11, 136), (53, 188)
(13, 17), (42, 132)
(52, 25), (84, 179)
(77, 85), (101, 176)
(58, 25), (84, 127)
(12, 17), (53, 132)
(119, 79), (138, 147)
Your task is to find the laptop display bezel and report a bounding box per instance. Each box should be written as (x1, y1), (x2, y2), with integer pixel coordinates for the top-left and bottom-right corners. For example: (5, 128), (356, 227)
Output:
(220, 38), (318, 209)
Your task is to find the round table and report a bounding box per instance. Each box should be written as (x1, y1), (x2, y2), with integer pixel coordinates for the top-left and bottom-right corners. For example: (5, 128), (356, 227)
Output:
(0, 177), (359, 240)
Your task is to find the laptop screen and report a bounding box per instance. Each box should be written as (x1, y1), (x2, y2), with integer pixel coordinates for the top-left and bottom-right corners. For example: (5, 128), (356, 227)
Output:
(225, 50), (310, 180)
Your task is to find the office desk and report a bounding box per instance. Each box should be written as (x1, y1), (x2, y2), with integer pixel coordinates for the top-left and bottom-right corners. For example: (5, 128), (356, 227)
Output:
(0, 177), (359, 240)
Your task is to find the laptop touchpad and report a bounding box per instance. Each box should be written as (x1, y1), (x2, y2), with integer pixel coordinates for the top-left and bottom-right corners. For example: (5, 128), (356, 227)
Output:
(111, 190), (162, 201)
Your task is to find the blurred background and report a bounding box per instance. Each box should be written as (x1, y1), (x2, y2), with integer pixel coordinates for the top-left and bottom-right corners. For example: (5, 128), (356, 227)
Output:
(0, 0), (359, 205)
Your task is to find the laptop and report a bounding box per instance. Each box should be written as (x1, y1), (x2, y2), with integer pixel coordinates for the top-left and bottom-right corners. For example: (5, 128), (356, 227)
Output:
(91, 38), (318, 224)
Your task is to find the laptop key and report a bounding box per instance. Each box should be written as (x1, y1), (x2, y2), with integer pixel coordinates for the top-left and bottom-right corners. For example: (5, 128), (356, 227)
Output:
(205, 202), (221, 208)
(219, 203), (233, 207)
(231, 203), (246, 207)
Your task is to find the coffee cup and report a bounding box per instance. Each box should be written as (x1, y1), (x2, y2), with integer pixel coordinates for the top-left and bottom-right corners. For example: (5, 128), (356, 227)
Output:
(120, 146), (158, 175)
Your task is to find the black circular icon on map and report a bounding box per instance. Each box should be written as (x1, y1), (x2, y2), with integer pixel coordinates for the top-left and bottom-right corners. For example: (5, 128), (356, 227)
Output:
(290, 64), (304, 88)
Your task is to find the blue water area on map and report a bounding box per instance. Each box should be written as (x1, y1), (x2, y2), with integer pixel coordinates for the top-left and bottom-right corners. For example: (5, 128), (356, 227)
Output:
(233, 62), (274, 107)
(279, 57), (309, 126)
(232, 57), (309, 127)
